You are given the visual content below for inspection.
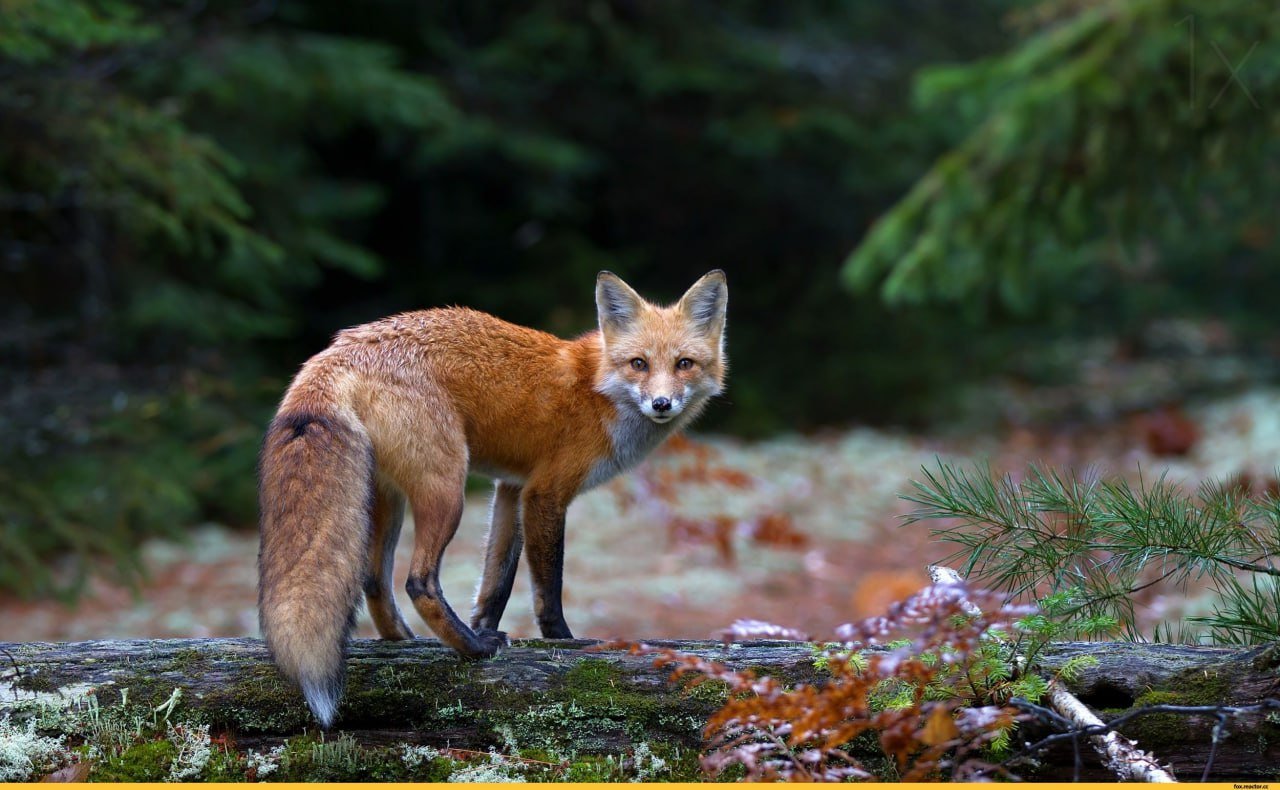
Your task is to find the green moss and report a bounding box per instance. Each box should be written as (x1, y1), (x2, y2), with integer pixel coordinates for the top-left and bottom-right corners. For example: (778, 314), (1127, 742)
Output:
(60, 650), (726, 780)
(507, 699), (630, 755)
(110, 678), (185, 709)
(1121, 668), (1263, 756)
(271, 734), (320, 774)
(197, 665), (311, 733)
(559, 659), (660, 717)
(1132, 689), (1186, 708)
(643, 740), (707, 781)
(718, 763), (748, 782)
(681, 677), (731, 705)
(166, 647), (209, 673)
(563, 755), (621, 782)
(242, 734), (459, 781)
(271, 734), (341, 781)
(1173, 670), (1232, 707)
(90, 740), (178, 782)
(12, 669), (59, 693)
(202, 749), (245, 782)
(339, 654), (505, 730)
(410, 756), (457, 783)
(516, 746), (560, 762)
(1128, 667), (1234, 709)
(745, 662), (814, 689)
(511, 639), (566, 650)
(563, 658), (622, 690)
(463, 654), (724, 760)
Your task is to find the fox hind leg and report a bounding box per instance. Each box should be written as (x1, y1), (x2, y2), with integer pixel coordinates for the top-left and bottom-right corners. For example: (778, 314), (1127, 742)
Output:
(365, 478), (413, 640)
(471, 481), (523, 632)
(404, 472), (507, 657)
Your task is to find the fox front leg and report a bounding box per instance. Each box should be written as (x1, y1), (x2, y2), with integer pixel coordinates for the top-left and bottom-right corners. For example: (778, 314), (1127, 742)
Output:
(471, 481), (523, 632)
(520, 486), (574, 639)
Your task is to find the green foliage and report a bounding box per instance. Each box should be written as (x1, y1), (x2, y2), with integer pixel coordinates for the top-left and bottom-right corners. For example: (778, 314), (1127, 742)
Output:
(845, 0), (1280, 316)
(1019, 589), (1120, 642)
(2, 2), (461, 345)
(0, 0), (158, 64)
(0, 369), (273, 599)
(0, 0), (457, 596)
(0, 0), (1017, 597)
(906, 462), (1280, 643)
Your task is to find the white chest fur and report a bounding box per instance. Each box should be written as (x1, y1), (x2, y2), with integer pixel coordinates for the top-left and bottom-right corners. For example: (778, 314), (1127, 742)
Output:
(582, 408), (679, 490)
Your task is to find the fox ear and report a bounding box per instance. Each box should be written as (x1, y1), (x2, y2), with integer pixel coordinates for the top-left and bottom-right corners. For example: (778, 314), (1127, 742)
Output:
(677, 269), (727, 336)
(596, 271), (645, 334)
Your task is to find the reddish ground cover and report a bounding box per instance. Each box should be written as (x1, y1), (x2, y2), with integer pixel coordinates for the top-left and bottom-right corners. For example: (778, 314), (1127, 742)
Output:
(4, 390), (1277, 644)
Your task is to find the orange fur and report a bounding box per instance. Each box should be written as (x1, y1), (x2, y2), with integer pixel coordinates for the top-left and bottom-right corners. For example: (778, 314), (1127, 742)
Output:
(258, 271), (727, 727)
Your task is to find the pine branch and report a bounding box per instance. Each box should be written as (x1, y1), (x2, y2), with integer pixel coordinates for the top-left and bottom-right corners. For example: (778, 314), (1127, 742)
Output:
(1214, 556), (1280, 576)
(907, 462), (1280, 643)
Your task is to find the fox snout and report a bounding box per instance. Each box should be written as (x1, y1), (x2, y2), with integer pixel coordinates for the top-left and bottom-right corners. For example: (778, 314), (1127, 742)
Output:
(641, 391), (684, 422)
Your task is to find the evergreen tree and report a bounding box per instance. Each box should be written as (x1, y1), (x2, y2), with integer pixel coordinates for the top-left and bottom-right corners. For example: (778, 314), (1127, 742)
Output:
(845, 0), (1280, 319)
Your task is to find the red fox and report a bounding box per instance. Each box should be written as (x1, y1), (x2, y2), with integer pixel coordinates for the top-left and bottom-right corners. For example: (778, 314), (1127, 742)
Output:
(258, 270), (727, 727)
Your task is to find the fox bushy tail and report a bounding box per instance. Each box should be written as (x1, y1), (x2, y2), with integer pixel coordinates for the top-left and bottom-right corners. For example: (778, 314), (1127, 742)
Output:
(258, 406), (374, 728)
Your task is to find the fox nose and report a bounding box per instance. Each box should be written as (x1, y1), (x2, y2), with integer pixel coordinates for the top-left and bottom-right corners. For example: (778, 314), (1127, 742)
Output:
(652, 397), (672, 413)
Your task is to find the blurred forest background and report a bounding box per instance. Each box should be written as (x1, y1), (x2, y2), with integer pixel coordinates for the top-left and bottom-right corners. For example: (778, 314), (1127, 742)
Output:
(2, 0), (1278, 638)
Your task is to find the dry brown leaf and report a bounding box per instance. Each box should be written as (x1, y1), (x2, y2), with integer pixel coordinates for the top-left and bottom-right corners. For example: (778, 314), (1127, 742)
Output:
(920, 704), (959, 746)
(41, 762), (91, 782)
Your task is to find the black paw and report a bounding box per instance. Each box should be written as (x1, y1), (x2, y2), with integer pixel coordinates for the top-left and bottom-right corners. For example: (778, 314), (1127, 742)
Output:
(539, 623), (574, 640)
(474, 627), (509, 656)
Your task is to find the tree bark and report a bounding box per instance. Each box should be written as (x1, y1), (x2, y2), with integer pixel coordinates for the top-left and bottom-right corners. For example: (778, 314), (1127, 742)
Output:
(1, 638), (1276, 780)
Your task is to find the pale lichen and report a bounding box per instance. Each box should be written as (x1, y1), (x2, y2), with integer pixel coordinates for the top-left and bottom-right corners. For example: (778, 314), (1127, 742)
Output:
(0, 714), (72, 782)
(165, 722), (212, 781)
(446, 750), (527, 783)
(629, 741), (669, 782)
(399, 743), (441, 769)
(245, 744), (286, 779)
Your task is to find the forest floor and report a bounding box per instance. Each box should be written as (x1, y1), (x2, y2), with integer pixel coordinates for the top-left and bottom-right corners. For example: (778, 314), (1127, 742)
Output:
(4, 388), (1279, 645)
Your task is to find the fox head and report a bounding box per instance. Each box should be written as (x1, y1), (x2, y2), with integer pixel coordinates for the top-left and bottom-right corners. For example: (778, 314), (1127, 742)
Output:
(594, 270), (727, 424)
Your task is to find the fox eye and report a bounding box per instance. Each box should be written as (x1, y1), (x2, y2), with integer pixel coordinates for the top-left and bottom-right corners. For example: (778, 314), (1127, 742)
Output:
(676, 358), (695, 371)
(630, 358), (648, 371)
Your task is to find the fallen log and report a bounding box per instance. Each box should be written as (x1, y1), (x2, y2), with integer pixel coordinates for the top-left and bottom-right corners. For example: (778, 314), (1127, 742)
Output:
(1, 638), (1276, 780)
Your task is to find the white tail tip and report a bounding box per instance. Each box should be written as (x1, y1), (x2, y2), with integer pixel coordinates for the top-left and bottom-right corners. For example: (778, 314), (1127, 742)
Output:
(300, 676), (339, 729)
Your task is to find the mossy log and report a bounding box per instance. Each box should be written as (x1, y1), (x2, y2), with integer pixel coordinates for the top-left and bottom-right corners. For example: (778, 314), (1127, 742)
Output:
(1, 638), (1276, 780)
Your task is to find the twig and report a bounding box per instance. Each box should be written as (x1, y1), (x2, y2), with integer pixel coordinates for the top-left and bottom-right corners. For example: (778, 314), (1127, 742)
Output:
(0, 648), (20, 701)
(1203, 712), (1227, 782)
(1042, 682), (1177, 782)
(1214, 556), (1280, 576)
(440, 747), (566, 769)
(1011, 699), (1280, 756)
